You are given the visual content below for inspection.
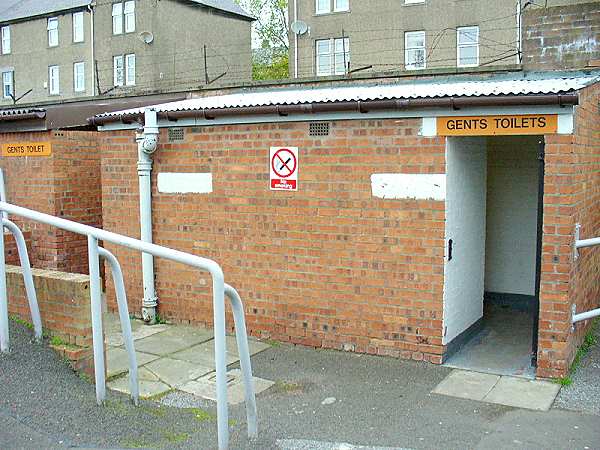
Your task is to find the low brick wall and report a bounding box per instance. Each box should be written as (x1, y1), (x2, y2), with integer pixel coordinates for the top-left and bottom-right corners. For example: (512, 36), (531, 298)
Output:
(6, 265), (94, 376)
(4, 230), (32, 265)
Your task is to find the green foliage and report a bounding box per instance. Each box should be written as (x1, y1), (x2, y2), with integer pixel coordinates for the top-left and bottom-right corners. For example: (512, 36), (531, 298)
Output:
(50, 335), (66, 346)
(9, 315), (33, 330)
(187, 407), (216, 422)
(253, 52), (289, 80)
(236, 0), (288, 50)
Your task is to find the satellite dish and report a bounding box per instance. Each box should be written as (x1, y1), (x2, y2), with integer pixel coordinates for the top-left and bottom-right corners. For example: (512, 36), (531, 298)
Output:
(290, 20), (308, 35)
(139, 31), (154, 44)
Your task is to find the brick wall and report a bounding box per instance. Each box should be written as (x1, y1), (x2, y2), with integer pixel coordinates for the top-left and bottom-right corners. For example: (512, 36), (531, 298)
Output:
(523, 2), (600, 70)
(101, 120), (448, 363)
(538, 83), (600, 378)
(6, 265), (94, 375)
(0, 131), (102, 274)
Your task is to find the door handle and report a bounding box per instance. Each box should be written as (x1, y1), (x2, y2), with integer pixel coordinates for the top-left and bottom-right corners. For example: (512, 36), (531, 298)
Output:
(448, 239), (453, 261)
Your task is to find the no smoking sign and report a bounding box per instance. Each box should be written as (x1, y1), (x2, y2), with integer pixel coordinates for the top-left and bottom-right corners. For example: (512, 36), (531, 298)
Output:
(270, 147), (298, 191)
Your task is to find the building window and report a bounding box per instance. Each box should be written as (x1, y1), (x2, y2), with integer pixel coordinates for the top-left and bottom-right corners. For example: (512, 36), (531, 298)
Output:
(2, 71), (13, 99)
(124, 1), (135, 33)
(316, 0), (349, 14)
(73, 12), (84, 43)
(48, 17), (59, 47)
(457, 26), (479, 67)
(113, 2), (135, 34)
(48, 65), (59, 95)
(113, 55), (124, 86)
(112, 3), (123, 34)
(73, 62), (85, 92)
(125, 53), (135, 85)
(405, 31), (426, 70)
(316, 37), (349, 76)
(1, 26), (10, 54)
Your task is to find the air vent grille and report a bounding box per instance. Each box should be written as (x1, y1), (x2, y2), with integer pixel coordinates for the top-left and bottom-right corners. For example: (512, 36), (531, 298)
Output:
(309, 122), (330, 136)
(168, 128), (185, 142)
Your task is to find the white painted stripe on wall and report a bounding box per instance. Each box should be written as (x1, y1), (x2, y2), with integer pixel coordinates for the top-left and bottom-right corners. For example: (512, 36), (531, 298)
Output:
(157, 173), (213, 194)
(371, 173), (446, 201)
(558, 113), (574, 134)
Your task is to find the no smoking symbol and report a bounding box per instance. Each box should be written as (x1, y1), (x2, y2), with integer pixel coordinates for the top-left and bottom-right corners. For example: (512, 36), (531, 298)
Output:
(272, 148), (297, 178)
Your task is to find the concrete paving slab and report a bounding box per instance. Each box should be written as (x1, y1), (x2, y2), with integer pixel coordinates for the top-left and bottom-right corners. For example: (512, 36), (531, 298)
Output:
(483, 376), (560, 411)
(107, 376), (171, 399)
(179, 369), (274, 405)
(432, 370), (500, 401)
(133, 326), (213, 356)
(171, 340), (240, 366)
(225, 335), (272, 356)
(106, 347), (159, 378)
(144, 357), (214, 387)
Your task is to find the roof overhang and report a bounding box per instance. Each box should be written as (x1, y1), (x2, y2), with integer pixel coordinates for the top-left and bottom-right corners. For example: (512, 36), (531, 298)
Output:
(91, 71), (600, 129)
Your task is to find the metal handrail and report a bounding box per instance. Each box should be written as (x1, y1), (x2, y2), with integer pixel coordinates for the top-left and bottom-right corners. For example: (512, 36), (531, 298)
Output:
(572, 223), (600, 325)
(0, 201), (257, 450)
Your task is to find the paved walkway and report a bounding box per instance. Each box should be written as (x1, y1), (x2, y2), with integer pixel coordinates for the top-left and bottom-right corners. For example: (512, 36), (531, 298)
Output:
(1, 318), (599, 449)
(104, 315), (273, 402)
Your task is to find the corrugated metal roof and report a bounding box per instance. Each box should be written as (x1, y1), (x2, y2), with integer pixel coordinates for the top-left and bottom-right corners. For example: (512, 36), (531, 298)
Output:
(94, 72), (600, 119)
(0, 0), (91, 23)
(0, 107), (46, 121)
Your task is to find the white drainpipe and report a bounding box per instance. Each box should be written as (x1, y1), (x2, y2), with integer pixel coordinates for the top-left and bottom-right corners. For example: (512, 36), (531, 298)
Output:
(293, 0), (298, 78)
(137, 108), (159, 323)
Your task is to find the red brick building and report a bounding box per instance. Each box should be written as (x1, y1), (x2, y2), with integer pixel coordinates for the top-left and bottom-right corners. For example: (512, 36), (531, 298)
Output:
(94, 70), (600, 379)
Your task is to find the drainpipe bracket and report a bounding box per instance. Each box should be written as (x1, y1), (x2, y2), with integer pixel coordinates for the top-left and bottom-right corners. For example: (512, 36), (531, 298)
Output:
(571, 303), (577, 332)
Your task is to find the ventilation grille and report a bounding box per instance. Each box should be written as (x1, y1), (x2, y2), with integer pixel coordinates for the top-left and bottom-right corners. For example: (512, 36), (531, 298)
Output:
(168, 127), (185, 142)
(309, 122), (330, 136)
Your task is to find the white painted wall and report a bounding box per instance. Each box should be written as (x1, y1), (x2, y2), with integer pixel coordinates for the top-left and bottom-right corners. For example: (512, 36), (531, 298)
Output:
(443, 137), (487, 345)
(371, 174), (446, 201)
(157, 173), (213, 194)
(484, 136), (539, 296)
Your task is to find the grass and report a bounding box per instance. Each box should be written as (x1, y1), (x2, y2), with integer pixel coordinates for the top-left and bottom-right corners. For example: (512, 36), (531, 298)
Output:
(555, 319), (599, 386)
(160, 431), (190, 444)
(9, 314), (34, 330)
(154, 313), (168, 325)
(50, 335), (66, 346)
(186, 407), (216, 423)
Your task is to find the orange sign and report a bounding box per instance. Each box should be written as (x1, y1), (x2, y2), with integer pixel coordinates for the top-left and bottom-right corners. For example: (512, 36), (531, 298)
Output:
(437, 114), (558, 136)
(1, 142), (52, 157)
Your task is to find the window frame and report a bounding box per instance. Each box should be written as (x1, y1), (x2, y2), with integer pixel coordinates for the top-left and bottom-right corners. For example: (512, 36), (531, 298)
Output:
(112, 3), (123, 35)
(315, 37), (349, 76)
(113, 55), (124, 86)
(48, 65), (60, 95)
(47, 17), (59, 47)
(404, 30), (426, 70)
(124, 1), (135, 33)
(73, 62), (85, 92)
(73, 11), (84, 43)
(125, 53), (135, 86)
(1, 26), (10, 55)
(2, 70), (13, 99)
(457, 26), (480, 68)
(316, 0), (349, 14)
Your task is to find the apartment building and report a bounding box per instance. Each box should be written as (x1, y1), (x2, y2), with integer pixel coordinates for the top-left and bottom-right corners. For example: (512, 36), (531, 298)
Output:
(288, 0), (594, 78)
(0, 0), (253, 105)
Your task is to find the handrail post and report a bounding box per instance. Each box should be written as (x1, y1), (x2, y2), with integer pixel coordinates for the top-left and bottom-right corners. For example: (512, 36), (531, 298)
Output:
(212, 272), (229, 450)
(225, 283), (257, 438)
(2, 219), (42, 341)
(98, 247), (139, 405)
(88, 236), (106, 405)
(0, 214), (8, 352)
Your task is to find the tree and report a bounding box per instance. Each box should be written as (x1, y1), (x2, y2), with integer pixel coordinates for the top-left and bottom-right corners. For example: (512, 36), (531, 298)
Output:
(236, 0), (289, 80)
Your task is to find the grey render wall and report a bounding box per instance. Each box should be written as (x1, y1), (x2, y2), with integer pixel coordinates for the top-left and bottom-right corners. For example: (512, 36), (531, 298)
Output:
(0, 8), (93, 105)
(289, 0), (595, 78)
(0, 0), (252, 106)
(94, 0), (252, 97)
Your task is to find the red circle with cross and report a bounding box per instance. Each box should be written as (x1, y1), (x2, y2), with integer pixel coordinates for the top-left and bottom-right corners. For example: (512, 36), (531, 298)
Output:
(271, 148), (297, 179)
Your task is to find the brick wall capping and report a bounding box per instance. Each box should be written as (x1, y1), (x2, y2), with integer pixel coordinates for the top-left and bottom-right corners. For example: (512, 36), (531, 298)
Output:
(90, 93), (579, 126)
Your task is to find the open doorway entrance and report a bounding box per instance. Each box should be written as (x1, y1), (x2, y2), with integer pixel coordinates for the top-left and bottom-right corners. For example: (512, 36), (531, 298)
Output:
(442, 135), (543, 379)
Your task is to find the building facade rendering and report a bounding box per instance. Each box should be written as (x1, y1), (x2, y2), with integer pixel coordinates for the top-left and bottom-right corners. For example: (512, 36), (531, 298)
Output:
(288, 0), (595, 78)
(0, 0), (253, 105)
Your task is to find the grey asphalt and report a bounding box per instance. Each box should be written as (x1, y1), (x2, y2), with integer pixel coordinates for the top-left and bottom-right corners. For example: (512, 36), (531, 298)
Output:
(1, 320), (599, 450)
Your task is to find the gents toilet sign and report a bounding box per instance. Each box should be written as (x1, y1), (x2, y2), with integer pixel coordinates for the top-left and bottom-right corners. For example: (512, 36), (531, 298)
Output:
(270, 147), (298, 191)
(2, 142), (52, 157)
(437, 114), (558, 136)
